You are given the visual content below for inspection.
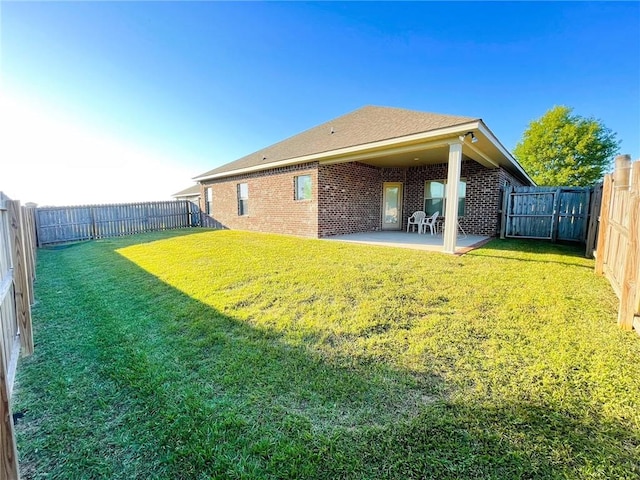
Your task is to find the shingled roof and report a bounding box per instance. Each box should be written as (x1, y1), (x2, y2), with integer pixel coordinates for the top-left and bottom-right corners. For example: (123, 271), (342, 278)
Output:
(172, 184), (200, 198)
(195, 106), (479, 179)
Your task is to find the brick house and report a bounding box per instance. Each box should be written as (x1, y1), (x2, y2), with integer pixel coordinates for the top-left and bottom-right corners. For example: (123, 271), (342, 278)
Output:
(194, 106), (533, 253)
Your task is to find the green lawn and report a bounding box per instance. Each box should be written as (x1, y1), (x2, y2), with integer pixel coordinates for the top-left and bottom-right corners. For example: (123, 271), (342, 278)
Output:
(14, 229), (640, 479)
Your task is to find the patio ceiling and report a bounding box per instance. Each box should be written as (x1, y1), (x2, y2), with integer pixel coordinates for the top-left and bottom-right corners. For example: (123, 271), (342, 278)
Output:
(346, 144), (471, 168)
(317, 123), (515, 172)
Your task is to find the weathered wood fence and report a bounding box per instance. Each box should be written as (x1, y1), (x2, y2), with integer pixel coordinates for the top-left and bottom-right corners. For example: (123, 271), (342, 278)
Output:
(35, 200), (200, 246)
(595, 155), (640, 332)
(0, 192), (37, 480)
(584, 182), (604, 257)
(500, 186), (592, 242)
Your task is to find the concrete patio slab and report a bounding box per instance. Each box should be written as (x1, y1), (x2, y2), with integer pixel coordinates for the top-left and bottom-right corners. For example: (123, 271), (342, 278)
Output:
(324, 231), (492, 254)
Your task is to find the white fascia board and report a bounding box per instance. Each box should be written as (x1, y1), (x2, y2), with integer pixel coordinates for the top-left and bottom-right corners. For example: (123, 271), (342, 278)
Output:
(477, 122), (535, 185)
(194, 121), (482, 181)
(193, 156), (319, 181)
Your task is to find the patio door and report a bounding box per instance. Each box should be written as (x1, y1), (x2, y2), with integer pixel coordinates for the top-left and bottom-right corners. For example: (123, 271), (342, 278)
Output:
(382, 182), (403, 230)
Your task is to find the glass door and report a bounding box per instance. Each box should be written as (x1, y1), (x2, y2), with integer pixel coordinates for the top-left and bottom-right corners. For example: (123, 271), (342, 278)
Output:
(382, 182), (403, 230)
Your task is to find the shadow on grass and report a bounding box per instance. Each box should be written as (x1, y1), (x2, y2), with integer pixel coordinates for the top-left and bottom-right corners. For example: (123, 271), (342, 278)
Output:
(329, 400), (640, 479)
(14, 232), (638, 479)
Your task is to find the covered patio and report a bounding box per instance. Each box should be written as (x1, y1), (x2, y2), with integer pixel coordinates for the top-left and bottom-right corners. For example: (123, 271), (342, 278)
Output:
(325, 231), (492, 254)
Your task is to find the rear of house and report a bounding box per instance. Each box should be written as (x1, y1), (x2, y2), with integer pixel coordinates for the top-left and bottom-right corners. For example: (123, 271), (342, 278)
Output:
(194, 106), (532, 246)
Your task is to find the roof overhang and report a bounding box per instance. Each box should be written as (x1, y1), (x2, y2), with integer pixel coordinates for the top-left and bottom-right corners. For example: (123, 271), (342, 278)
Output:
(172, 185), (202, 198)
(194, 121), (534, 185)
(172, 193), (200, 199)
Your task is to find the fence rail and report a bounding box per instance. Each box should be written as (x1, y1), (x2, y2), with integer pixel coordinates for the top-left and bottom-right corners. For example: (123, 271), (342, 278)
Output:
(0, 192), (37, 479)
(35, 200), (200, 246)
(595, 155), (640, 332)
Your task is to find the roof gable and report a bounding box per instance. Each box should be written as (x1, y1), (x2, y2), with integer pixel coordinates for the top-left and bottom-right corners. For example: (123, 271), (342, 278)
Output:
(196, 106), (478, 179)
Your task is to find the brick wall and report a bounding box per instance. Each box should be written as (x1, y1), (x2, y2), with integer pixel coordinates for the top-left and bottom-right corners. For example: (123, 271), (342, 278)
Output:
(200, 162), (319, 237)
(463, 163), (503, 236)
(499, 168), (526, 188)
(199, 159), (529, 238)
(403, 161), (516, 236)
(494, 167), (527, 235)
(318, 163), (382, 237)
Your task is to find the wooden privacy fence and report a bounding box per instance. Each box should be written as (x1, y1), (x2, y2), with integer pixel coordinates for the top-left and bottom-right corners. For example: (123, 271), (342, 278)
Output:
(35, 200), (200, 246)
(584, 182), (604, 257)
(595, 155), (640, 332)
(500, 186), (592, 242)
(0, 192), (37, 480)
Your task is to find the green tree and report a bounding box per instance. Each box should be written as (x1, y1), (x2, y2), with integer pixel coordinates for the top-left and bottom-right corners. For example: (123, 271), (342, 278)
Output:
(514, 106), (620, 186)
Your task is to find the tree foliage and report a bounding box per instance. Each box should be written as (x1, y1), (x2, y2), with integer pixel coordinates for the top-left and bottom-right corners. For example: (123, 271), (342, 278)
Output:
(514, 106), (620, 186)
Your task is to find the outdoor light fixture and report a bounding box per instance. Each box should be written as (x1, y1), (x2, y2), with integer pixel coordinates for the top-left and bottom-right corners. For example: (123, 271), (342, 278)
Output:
(459, 132), (478, 144)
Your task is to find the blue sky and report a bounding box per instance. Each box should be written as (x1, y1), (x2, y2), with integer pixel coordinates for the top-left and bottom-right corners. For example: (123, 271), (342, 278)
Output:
(1, 1), (638, 205)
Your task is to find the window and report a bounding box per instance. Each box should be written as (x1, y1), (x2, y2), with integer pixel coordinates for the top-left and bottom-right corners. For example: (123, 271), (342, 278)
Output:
(205, 187), (213, 214)
(424, 179), (466, 217)
(237, 183), (249, 216)
(294, 175), (312, 200)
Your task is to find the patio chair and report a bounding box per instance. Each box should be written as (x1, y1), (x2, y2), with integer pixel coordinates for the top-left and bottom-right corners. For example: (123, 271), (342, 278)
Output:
(420, 211), (439, 235)
(407, 211), (426, 233)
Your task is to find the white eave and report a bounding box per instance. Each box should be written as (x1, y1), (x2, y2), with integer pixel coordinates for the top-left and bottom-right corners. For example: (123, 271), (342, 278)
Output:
(172, 193), (200, 198)
(477, 122), (535, 185)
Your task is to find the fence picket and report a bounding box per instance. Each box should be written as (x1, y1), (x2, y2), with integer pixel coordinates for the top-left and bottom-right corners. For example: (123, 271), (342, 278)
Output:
(7, 202), (33, 356)
(0, 192), (37, 479)
(503, 187), (591, 241)
(34, 201), (198, 246)
(595, 155), (640, 332)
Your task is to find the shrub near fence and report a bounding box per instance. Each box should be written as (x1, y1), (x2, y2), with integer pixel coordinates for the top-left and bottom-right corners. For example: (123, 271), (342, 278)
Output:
(35, 200), (200, 246)
(0, 192), (37, 480)
(595, 155), (640, 332)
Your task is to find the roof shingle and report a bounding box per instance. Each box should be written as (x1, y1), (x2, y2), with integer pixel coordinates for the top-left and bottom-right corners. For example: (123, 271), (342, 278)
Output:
(196, 105), (478, 178)
(172, 184), (201, 197)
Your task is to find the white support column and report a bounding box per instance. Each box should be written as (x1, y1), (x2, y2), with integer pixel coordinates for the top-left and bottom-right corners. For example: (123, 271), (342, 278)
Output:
(443, 142), (462, 254)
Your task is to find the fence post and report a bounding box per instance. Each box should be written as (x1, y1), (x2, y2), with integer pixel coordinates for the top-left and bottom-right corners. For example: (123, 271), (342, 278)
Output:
(585, 184), (602, 258)
(580, 188), (591, 244)
(500, 185), (511, 239)
(595, 174), (613, 275)
(613, 154), (632, 190)
(0, 195), (20, 479)
(550, 188), (562, 242)
(618, 161), (640, 330)
(8, 202), (34, 356)
(33, 208), (42, 248)
(0, 340), (19, 480)
(89, 207), (97, 241)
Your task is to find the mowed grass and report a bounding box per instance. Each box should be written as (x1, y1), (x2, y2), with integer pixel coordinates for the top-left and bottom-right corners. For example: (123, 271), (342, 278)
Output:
(14, 229), (640, 479)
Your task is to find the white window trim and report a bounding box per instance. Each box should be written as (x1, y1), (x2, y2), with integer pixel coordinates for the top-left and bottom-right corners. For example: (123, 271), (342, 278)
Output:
(294, 175), (312, 201)
(237, 183), (249, 216)
(206, 187), (213, 214)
